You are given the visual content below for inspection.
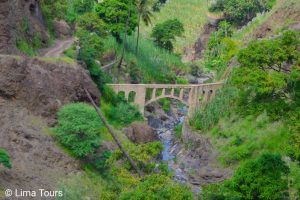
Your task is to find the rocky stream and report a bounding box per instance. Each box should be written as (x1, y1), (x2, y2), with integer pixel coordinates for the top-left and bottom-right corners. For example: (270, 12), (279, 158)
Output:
(145, 102), (232, 195)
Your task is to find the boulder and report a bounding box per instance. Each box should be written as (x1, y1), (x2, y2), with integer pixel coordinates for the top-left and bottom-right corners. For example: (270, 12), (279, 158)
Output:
(126, 122), (159, 144)
(53, 19), (72, 38)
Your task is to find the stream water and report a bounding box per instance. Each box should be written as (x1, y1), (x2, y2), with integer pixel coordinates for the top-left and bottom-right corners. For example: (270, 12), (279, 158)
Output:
(147, 106), (190, 184)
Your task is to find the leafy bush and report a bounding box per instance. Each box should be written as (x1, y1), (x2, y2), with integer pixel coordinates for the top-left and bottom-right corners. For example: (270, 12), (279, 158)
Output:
(151, 19), (184, 51)
(76, 29), (110, 90)
(112, 141), (163, 172)
(77, 12), (107, 37)
(286, 107), (300, 163)
(203, 153), (290, 200)
(232, 30), (300, 118)
(119, 174), (194, 200)
(54, 103), (102, 158)
(72, 0), (94, 15)
(16, 39), (36, 56)
(108, 102), (143, 126)
(0, 148), (11, 169)
(209, 0), (276, 25)
(96, 0), (138, 42)
(159, 98), (171, 112)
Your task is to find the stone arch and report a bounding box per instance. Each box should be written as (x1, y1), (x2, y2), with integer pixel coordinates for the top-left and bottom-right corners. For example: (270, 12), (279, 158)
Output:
(128, 91), (136, 103)
(117, 91), (125, 100)
(145, 95), (189, 106)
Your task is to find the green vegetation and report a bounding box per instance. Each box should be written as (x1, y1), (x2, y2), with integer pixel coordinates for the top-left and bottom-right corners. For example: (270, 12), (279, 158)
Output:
(140, 0), (209, 54)
(192, 29), (300, 199)
(203, 153), (290, 199)
(119, 174), (193, 200)
(33, 0), (300, 199)
(96, 0), (138, 42)
(190, 85), (238, 131)
(209, 0), (276, 25)
(40, 0), (95, 27)
(112, 141), (163, 172)
(0, 148), (11, 169)
(108, 102), (143, 126)
(202, 21), (239, 78)
(16, 19), (44, 56)
(135, 0), (153, 53)
(175, 124), (183, 140)
(102, 35), (186, 83)
(151, 19), (184, 51)
(54, 103), (102, 158)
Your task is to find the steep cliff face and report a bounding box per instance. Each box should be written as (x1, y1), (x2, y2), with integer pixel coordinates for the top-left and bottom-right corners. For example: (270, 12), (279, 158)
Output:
(0, 0), (49, 54)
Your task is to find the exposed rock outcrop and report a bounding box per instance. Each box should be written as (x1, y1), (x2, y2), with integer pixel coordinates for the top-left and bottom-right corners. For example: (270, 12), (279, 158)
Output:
(53, 19), (72, 38)
(0, 0), (49, 54)
(125, 122), (159, 144)
(0, 55), (101, 120)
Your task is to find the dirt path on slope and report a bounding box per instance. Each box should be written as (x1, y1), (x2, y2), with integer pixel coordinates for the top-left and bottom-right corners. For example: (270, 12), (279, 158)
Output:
(40, 37), (76, 58)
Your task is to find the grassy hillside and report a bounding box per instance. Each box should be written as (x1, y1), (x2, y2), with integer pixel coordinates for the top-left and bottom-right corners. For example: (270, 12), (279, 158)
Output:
(190, 0), (300, 198)
(140, 0), (209, 54)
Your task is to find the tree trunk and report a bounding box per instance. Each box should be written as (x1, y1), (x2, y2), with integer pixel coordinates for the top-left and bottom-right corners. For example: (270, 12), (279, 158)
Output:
(118, 8), (131, 69)
(84, 88), (143, 177)
(136, 14), (141, 54)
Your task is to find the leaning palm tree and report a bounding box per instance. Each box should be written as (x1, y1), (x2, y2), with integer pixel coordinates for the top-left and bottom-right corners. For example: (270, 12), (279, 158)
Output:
(136, 0), (153, 54)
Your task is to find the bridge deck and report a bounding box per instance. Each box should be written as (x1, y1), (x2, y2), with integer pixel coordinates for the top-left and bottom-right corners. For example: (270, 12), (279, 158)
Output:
(107, 82), (223, 88)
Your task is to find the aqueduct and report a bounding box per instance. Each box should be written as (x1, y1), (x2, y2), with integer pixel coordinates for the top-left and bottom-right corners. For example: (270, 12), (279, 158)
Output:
(107, 82), (223, 117)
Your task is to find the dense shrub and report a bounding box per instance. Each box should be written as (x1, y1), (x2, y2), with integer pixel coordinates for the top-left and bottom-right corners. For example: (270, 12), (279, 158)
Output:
(77, 13), (107, 37)
(41, 0), (95, 27)
(203, 153), (290, 200)
(96, 0), (138, 42)
(108, 102), (143, 126)
(119, 174), (194, 200)
(203, 21), (237, 77)
(209, 0), (276, 25)
(112, 141), (163, 172)
(151, 19), (184, 51)
(54, 103), (102, 158)
(0, 148), (11, 169)
(76, 29), (110, 90)
(232, 30), (300, 118)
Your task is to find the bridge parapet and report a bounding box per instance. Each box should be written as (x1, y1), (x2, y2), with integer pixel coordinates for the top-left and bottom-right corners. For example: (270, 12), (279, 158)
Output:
(107, 82), (223, 116)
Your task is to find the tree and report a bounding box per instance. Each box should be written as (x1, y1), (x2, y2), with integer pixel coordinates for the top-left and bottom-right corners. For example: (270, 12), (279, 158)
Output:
(151, 19), (184, 51)
(119, 174), (194, 199)
(0, 148), (11, 169)
(227, 153), (290, 199)
(54, 103), (102, 158)
(84, 89), (143, 176)
(96, 0), (138, 42)
(77, 12), (107, 37)
(203, 153), (290, 200)
(136, 0), (153, 54)
(232, 30), (300, 113)
(72, 0), (95, 15)
(209, 0), (276, 25)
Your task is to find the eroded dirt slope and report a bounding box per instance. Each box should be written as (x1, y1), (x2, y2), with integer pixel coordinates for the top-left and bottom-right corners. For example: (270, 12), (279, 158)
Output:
(0, 55), (101, 194)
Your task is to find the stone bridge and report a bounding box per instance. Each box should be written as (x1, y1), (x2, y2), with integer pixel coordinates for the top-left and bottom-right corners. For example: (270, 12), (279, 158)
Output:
(107, 82), (223, 117)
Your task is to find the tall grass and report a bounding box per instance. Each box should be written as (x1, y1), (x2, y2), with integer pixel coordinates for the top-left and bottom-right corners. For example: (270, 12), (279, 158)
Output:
(208, 113), (291, 166)
(190, 84), (239, 131)
(103, 35), (187, 83)
(140, 0), (209, 54)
